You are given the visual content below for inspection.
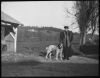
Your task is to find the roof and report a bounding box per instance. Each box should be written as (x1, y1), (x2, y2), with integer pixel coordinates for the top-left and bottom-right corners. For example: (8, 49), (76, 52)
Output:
(1, 11), (23, 25)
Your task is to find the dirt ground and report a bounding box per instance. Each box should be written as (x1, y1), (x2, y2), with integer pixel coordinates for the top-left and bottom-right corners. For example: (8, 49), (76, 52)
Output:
(1, 53), (99, 77)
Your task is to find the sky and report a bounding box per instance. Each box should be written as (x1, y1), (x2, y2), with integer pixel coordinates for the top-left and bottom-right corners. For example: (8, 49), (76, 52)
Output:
(1, 1), (79, 32)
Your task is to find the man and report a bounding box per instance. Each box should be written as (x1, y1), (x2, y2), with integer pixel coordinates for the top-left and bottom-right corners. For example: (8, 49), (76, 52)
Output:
(59, 26), (73, 60)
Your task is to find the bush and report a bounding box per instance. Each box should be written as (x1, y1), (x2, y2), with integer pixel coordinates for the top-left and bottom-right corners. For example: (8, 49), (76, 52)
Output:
(79, 40), (99, 54)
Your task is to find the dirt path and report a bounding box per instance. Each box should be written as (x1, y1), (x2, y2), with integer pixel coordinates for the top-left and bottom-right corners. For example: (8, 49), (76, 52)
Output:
(2, 52), (98, 76)
(2, 52), (98, 64)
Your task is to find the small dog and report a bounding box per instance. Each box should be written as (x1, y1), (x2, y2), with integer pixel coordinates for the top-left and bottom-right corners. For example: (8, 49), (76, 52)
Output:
(45, 43), (63, 60)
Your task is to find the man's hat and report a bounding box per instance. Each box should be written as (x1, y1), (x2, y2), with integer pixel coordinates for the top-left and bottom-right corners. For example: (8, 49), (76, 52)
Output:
(64, 26), (69, 29)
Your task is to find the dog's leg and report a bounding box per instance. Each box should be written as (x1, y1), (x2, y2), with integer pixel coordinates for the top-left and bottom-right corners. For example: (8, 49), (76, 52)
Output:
(60, 51), (63, 61)
(49, 52), (52, 60)
(59, 43), (63, 61)
(45, 54), (48, 59)
(46, 51), (50, 59)
(59, 49), (63, 61)
(56, 49), (59, 60)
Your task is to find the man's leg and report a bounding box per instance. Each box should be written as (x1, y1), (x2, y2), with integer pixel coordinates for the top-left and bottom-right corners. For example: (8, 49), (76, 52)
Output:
(63, 47), (67, 60)
(66, 47), (70, 60)
(66, 56), (69, 60)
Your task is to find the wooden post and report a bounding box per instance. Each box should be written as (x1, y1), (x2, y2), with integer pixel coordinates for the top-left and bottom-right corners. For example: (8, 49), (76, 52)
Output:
(14, 28), (18, 53)
(10, 27), (18, 53)
(10, 27), (18, 62)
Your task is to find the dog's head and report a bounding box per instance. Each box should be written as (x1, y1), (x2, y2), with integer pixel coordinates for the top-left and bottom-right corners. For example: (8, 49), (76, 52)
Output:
(57, 43), (63, 49)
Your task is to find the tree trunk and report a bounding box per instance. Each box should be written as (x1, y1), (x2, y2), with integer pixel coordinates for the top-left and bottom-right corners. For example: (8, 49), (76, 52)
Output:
(80, 32), (87, 46)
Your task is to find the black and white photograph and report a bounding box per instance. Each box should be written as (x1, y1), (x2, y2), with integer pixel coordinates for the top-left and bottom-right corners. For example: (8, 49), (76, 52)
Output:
(1, 1), (99, 77)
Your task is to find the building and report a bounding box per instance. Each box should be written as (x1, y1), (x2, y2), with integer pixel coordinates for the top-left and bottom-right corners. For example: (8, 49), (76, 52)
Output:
(1, 11), (23, 53)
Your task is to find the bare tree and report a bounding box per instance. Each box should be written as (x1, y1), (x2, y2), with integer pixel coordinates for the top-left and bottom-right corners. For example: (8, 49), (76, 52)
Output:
(66, 1), (99, 46)
(88, 1), (99, 39)
(76, 1), (99, 45)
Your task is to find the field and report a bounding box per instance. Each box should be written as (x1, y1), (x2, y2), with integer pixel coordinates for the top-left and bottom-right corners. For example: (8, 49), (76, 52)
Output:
(17, 26), (81, 55)
(2, 26), (99, 76)
(17, 26), (99, 55)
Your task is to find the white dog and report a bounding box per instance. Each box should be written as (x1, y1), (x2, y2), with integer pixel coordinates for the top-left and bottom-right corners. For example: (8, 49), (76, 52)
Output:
(45, 43), (63, 60)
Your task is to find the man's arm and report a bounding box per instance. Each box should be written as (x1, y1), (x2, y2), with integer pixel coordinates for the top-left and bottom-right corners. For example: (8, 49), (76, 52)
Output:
(71, 32), (74, 42)
(70, 31), (74, 42)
